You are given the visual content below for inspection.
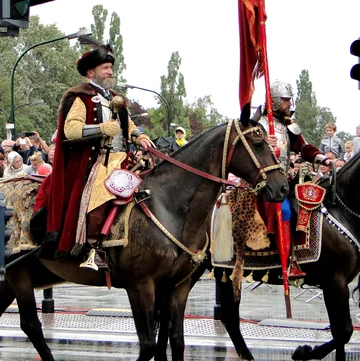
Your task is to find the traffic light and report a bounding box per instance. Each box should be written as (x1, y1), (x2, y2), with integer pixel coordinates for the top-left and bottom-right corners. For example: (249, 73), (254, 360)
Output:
(350, 39), (360, 85)
(0, 0), (54, 37)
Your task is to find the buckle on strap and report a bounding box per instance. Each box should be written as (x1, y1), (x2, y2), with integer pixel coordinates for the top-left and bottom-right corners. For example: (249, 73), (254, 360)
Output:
(135, 190), (151, 204)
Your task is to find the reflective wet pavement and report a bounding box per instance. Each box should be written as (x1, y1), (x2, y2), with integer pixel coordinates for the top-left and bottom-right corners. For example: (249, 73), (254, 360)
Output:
(1, 272), (360, 360)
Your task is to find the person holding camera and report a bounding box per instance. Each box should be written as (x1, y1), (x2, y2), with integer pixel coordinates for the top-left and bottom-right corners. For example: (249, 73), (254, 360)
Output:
(12, 135), (36, 165)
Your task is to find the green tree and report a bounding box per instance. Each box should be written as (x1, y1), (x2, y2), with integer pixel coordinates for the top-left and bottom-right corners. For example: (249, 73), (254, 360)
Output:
(295, 70), (319, 145)
(0, 16), (82, 141)
(159, 51), (186, 135)
(91, 5), (126, 84)
(91, 5), (108, 42)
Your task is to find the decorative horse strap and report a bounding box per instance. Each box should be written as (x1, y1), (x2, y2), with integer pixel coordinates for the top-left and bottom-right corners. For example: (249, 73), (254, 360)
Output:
(136, 119), (282, 266)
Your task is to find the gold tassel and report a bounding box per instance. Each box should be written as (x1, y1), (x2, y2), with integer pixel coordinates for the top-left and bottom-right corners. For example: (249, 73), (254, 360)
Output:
(221, 270), (228, 283)
(261, 270), (269, 283)
(207, 268), (215, 279)
(213, 193), (234, 262)
(245, 271), (254, 283)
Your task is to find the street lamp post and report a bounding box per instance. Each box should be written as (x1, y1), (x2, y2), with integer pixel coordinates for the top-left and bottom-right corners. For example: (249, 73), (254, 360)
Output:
(118, 82), (171, 136)
(0, 100), (45, 139)
(9, 28), (92, 135)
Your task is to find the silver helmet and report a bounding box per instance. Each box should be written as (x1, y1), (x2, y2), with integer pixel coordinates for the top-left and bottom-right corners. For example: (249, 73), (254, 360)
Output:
(270, 80), (294, 111)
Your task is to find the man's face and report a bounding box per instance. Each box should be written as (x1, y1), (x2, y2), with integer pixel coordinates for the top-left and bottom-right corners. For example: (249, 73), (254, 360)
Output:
(88, 62), (114, 90)
(278, 97), (292, 117)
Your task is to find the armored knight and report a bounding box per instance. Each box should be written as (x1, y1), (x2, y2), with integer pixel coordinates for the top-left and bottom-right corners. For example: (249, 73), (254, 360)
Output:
(255, 80), (331, 278)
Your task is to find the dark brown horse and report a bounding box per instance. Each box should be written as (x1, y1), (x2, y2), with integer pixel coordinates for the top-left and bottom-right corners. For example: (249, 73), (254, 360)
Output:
(212, 153), (360, 361)
(0, 113), (289, 361)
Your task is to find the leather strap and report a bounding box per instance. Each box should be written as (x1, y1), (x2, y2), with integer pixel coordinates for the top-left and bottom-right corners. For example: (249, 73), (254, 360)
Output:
(147, 147), (237, 187)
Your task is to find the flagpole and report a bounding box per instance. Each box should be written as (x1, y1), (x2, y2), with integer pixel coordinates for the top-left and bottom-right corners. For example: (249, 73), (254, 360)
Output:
(258, 0), (292, 318)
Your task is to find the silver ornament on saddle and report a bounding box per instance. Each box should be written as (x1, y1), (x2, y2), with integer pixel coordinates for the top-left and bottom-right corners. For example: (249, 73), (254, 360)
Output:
(79, 248), (99, 271)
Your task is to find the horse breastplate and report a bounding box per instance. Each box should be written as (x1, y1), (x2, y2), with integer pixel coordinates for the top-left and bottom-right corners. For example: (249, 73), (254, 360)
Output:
(259, 116), (290, 169)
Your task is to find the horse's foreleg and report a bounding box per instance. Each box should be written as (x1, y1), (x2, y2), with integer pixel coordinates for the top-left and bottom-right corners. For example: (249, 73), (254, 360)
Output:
(214, 268), (255, 361)
(292, 284), (351, 361)
(0, 280), (16, 315)
(7, 268), (55, 361)
(127, 281), (157, 361)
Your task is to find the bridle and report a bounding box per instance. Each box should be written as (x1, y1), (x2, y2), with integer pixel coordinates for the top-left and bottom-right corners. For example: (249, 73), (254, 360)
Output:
(147, 119), (284, 193)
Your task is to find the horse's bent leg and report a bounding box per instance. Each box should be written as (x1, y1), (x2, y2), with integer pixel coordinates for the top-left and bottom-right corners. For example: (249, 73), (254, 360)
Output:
(215, 268), (254, 361)
(7, 268), (55, 361)
(292, 283), (351, 361)
(127, 281), (157, 361)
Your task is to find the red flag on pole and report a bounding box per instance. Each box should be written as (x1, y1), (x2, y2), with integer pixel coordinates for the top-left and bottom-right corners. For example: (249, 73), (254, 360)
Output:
(238, 0), (292, 318)
(238, 0), (265, 109)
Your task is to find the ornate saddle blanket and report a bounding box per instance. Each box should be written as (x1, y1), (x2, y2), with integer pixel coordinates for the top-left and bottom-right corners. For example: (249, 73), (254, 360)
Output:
(210, 187), (323, 270)
(0, 176), (42, 255)
(0, 176), (135, 256)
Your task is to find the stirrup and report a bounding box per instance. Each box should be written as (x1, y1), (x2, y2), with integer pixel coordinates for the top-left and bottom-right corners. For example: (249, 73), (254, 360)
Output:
(288, 261), (306, 279)
(80, 248), (99, 271)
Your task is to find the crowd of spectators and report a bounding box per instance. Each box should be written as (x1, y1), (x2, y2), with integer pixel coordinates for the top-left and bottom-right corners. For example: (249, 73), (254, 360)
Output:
(0, 131), (55, 179)
(287, 122), (360, 181)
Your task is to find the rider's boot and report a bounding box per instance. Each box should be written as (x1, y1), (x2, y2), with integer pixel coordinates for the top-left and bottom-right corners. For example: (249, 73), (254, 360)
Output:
(283, 220), (306, 279)
(80, 202), (111, 272)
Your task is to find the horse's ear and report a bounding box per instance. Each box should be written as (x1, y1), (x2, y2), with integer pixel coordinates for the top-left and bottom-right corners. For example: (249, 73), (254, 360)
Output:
(240, 103), (251, 127)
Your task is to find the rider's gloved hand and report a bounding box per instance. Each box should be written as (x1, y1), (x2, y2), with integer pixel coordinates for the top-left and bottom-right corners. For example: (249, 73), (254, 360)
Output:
(100, 121), (120, 137)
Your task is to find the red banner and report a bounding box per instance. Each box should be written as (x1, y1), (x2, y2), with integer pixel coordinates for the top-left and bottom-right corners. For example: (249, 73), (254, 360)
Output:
(238, 0), (266, 109)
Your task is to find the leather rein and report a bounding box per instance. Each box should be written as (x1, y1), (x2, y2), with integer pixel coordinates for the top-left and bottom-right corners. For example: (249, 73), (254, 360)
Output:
(135, 119), (283, 267)
(146, 119), (283, 192)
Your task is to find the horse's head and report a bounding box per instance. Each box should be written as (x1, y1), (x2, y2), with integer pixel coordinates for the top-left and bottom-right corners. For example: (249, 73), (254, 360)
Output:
(226, 108), (289, 202)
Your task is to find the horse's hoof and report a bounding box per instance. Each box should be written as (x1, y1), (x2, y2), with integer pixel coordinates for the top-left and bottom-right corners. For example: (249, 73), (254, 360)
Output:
(292, 345), (313, 360)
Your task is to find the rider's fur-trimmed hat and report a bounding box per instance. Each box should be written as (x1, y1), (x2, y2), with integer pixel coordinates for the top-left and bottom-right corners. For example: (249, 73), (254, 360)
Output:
(77, 44), (115, 76)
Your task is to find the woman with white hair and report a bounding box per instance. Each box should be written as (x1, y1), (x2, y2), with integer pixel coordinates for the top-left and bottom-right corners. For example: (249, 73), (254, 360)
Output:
(3, 151), (29, 179)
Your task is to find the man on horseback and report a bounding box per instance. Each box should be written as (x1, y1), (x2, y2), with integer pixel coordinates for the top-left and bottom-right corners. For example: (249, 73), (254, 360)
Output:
(35, 44), (152, 271)
(255, 80), (332, 278)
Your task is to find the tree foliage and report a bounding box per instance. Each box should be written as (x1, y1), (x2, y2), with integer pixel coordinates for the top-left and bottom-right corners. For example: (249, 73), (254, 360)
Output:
(295, 69), (339, 147)
(91, 5), (126, 85)
(0, 16), (81, 141)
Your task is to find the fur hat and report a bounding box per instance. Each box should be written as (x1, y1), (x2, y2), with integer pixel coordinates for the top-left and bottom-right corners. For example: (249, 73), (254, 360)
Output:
(77, 44), (115, 76)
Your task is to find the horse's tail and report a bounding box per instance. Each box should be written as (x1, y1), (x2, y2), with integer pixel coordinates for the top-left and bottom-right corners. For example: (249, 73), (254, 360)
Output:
(352, 274), (360, 307)
(153, 291), (167, 336)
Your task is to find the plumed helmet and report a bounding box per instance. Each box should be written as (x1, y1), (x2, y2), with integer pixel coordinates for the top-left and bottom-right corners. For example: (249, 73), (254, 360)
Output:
(270, 80), (294, 111)
(77, 44), (115, 76)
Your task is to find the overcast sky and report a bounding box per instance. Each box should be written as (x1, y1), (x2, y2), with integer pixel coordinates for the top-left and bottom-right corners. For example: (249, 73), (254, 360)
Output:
(31, 0), (360, 135)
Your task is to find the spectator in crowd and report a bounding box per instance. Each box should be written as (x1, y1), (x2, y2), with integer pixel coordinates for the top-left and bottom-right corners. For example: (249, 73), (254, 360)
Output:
(24, 151), (52, 175)
(344, 140), (354, 162)
(1, 139), (15, 152)
(3, 151), (29, 179)
(0, 153), (5, 177)
(319, 122), (345, 159)
(29, 132), (50, 162)
(353, 124), (360, 156)
(175, 126), (188, 147)
(335, 158), (346, 170)
(324, 151), (336, 160)
(12, 136), (35, 164)
(47, 144), (55, 166)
